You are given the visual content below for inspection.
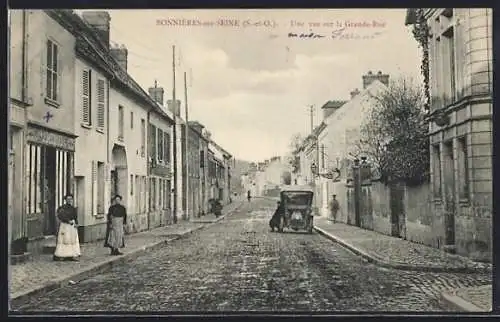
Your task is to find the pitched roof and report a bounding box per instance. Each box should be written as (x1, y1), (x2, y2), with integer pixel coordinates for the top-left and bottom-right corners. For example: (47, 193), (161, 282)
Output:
(48, 10), (174, 125)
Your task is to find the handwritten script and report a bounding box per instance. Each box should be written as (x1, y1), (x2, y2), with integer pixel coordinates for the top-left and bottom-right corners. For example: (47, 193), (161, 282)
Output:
(288, 28), (384, 40)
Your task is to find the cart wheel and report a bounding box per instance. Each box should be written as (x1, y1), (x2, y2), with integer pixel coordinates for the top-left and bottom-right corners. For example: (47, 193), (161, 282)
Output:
(308, 216), (314, 234)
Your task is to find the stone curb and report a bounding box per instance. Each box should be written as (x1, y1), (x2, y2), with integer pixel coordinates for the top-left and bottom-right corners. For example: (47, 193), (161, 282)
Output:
(439, 290), (489, 312)
(10, 224), (209, 303)
(314, 226), (491, 274)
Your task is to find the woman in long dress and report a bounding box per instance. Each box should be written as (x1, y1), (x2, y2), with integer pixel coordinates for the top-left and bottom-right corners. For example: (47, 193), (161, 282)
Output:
(53, 194), (81, 261)
(104, 195), (127, 256)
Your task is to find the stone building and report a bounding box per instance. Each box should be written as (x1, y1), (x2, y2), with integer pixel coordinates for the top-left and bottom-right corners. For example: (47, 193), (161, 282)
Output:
(9, 10), (78, 254)
(406, 8), (493, 261)
(147, 82), (175, 227)
(75, 10), (175, 240)
(187, 121), (207, 217)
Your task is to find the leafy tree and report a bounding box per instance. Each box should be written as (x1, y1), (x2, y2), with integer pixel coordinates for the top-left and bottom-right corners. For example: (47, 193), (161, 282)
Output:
(287, 132), (304, 173)
(356, 77), (430, 185)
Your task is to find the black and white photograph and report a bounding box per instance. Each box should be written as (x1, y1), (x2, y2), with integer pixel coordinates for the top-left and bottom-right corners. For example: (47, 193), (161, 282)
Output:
(7, 8), (493, 313)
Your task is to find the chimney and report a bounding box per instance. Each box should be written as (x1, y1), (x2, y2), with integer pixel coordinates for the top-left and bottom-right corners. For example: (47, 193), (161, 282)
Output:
(167, 99), (181, 117)
(350, 88), (360, 99)
(188, 121), (205, 134)
(321, 100), (347, 119)
(81, 11), (111, 47)
(362, 70), (390, 89)
(148, 80), (165, 106)
(110, 44), (128, 72)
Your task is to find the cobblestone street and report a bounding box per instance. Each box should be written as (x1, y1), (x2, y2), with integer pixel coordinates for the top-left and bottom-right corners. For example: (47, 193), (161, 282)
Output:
(11, 199), (491, 312)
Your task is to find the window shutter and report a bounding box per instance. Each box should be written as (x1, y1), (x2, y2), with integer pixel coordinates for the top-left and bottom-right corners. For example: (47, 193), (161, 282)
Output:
(82, 69), (90, 125)
(91, 160), (97, 215)
(97, 79), (106, 129)
(41, 40), (48, 98)
(55, 43), (61, 103)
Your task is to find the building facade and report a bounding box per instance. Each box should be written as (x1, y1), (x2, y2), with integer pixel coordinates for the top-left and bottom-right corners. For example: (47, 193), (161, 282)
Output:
(407, 8), (493, 261)
(147, 84), (175, 227)
(11, 10), (78, 253)
(9, 10), (29, 249)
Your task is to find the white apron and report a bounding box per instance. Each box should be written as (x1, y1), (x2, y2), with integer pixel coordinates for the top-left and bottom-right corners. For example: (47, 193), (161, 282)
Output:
(54, 222), (81, 258)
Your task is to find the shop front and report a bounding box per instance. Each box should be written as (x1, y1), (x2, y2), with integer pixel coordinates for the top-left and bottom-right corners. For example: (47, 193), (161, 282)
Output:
(24, 125), (75, 252)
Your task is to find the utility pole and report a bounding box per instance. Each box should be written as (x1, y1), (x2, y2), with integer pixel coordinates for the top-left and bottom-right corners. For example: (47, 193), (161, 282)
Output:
(172, 45), (178, 224)
(183, 71), (190, 220)
(309, 105), (314, 134)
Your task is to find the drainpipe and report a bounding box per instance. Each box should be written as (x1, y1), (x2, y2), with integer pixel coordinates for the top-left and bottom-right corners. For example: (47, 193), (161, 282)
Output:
(21, 10), (29, 241)
(146, 109), (151, 230)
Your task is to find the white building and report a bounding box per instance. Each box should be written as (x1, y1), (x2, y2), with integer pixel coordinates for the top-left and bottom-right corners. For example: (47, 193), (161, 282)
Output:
(317, 71), (389, 222)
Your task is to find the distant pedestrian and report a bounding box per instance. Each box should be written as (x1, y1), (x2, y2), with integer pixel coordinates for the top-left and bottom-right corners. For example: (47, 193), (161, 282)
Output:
(53, 194), (80, 261)
(247, 190), (251, 202)
(329, 194), (340, 223)
(104, 195), (127, 256)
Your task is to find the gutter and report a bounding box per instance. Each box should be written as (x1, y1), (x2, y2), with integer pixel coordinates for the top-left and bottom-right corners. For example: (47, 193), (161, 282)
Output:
(21, 10), (29, 239)
(146, 109), (151, 230)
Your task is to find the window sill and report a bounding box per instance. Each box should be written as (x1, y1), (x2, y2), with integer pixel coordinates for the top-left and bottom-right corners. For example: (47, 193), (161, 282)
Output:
(433, 198), (442, 203)
(81, 123), (92, 129)
(96, 128), (105, 134)
(95, 214), (105, 219)
(118, 136), (124, 142)
(44, 97), (60, 108)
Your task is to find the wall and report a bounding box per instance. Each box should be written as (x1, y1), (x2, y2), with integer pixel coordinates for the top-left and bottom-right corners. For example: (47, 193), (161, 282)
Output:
(74, 58), (110, 242)
(109, 87), (149, 233)
(426, 8), (492, 262)
(26, 10), (76, 135)
(355, 180), (437, 248)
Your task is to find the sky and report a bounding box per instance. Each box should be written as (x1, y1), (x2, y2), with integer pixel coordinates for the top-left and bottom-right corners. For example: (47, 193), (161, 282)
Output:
(80, 9), (422, 163)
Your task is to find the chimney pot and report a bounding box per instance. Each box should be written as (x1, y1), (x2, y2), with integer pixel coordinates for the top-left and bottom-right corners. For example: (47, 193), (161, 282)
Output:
(378, 71), (382, 75)
(368, 71), (373, 75)
(110, 45), (128, 72)
(148, 85), (165, 106)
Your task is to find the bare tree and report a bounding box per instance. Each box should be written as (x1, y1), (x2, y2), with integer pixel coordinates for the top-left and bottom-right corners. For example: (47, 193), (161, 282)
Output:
(358, 76), (429, 185)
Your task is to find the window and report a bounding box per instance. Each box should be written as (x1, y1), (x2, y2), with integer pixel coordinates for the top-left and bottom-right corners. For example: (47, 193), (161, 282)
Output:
(142, 176), (147, 212)
(97, 161), (105, 214)
(46, 39), (59, 102)
(140, 119), (145, 157)
(432, 144), (442, 198)
(118, 106), (124, 140)
(442, 26), (456, 101)
(82, 69), (91, 125)
(164, 132), (170, 163)
(159, 178), (163, 209)
(457, 137), (469, 200)
(200, 150), (204, 168)
(97, 79), (105, 130)
(130, 174), (134, 195)
(158, 129), (164, 162)
(150, 124), (157, 160)
(163, 180), (170, 210)
(130, 112), (134, 129)
(25, 144), (43, 214)
(135, 175), (140, 214)
(149, 177), (156, 210)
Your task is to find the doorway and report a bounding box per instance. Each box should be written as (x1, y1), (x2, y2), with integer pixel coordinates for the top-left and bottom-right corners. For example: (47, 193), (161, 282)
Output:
(443, 141), (456, 246)
(43, 146), (57, 235)
(75, 176), (85, 222)
(390, 183), (405, 238)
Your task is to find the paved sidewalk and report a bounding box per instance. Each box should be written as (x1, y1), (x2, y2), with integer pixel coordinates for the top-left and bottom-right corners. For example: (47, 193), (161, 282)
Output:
(440, 284), (492, 312)
(9, 200), (244, 303)
(314, 216), (492, 274)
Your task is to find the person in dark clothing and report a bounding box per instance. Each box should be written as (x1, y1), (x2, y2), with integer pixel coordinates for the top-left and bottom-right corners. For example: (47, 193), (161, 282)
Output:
(213, 199), (223, 218)
(269, 201), (284, 232)
(53, 194), (80, 261)
(104, 195), (127, 256)
(247, 190), (252, 202)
